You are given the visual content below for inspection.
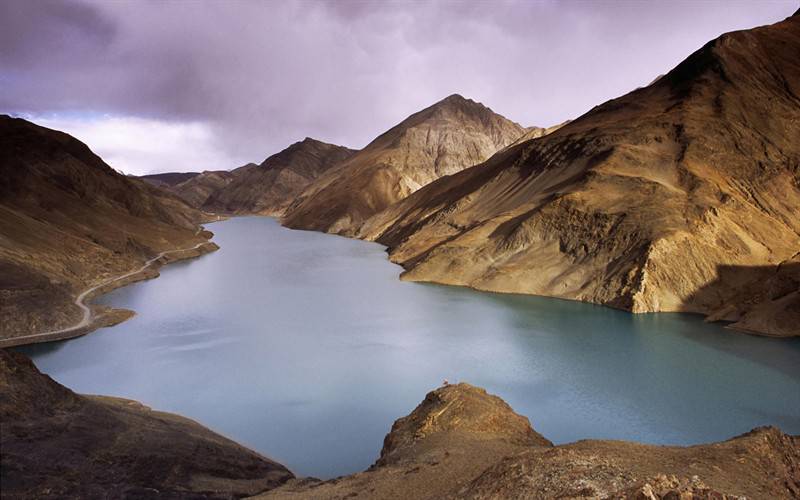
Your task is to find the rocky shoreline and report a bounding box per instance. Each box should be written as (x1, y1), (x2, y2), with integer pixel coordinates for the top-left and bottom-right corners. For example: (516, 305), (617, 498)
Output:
(0, 349), (292, 499)
(2, 349), (798, 499)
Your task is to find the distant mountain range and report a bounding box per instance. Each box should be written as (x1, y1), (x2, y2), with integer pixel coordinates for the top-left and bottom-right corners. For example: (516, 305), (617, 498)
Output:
(146, 94), (530, 233)
(3, 11), (798, 340)
(282, 94), (527, 235)
(142, 137), (356, 217)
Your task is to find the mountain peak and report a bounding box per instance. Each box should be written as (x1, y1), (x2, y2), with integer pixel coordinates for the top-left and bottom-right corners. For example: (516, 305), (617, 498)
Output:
(407, 94), (508, 127)
(432, 93), (480, 110)
(282, 94), (526, 235)
(259, 137), (352, 169)
(441, 93), (468, 102)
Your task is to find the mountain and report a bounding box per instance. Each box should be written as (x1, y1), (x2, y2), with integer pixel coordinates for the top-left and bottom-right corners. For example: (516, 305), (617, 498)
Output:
(0, 349), (293, 498)
(0, 116), (216, 343)
(360, 13), (800, 336)
(281, 94), (527, 236)
(139, 171), (201, 188)
(6, 350), (797, 498)
(202, 138), (356, 216)
(507, 119), (571, 148)
(257, 383), (799, 499)
(140, 169), (236, 208)
(171, 169), (237, 207)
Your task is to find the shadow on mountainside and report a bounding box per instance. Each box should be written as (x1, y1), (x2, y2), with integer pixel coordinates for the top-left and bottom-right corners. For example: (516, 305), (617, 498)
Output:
(682, 261), (800, 338)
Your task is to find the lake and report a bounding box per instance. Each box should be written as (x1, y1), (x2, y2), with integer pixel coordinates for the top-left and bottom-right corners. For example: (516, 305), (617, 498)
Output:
(19, 216), (800, 479)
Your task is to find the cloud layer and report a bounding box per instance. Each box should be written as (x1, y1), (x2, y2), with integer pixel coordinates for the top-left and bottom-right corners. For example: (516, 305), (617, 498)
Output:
(1, 0), (796, 174)
(30, 114), (234, 175)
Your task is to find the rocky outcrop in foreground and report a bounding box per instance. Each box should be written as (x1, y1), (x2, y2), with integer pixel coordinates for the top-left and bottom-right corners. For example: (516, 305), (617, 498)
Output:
(260, 384), (800, 499)
(359, 12), (800, 337)
(2, 352), (797, 499)
(0, 349), (293, 499)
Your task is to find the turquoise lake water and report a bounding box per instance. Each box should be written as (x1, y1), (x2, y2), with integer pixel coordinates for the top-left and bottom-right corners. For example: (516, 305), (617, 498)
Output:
(20, 216), (800, 478)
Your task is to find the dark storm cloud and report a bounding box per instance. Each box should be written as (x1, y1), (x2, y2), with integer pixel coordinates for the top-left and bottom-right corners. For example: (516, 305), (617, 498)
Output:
(0, 0), (115, 65)
(1, 0), (797, 174)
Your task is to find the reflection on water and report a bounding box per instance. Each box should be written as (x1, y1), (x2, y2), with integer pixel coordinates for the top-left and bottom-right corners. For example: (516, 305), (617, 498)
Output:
(19, 217), (800, 479)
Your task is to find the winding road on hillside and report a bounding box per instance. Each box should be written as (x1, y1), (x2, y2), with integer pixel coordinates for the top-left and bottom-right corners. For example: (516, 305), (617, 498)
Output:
(3, 240), (211, 346)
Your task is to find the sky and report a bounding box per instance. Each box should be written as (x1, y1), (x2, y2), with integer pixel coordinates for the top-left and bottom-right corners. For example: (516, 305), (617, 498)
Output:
(1, 0), (797, 175)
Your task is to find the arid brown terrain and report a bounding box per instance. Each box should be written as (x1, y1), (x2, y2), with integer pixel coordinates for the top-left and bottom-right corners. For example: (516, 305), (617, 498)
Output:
(258, 383), (799, 499)
(3, 350), (797, 499)
(139, 171), (202, 188)
(0, 116), (217, 344)
(202, 138), (355, 216)
(145, 169), (237, 208)
(359, 12), (800, 337)
(140, 138), (354, 217)
(0, 349), (293, 499)
(282, 94), (528, 236)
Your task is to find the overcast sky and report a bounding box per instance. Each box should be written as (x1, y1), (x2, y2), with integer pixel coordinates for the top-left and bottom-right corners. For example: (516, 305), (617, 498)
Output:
(1, 0), (796, 175)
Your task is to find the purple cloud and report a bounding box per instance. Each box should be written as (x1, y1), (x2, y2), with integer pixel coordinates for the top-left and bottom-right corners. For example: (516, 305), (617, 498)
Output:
(1, 0), (796, 174)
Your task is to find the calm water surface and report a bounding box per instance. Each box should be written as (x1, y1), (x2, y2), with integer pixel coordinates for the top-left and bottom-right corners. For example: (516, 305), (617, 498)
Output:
(20, 217), (800, 478)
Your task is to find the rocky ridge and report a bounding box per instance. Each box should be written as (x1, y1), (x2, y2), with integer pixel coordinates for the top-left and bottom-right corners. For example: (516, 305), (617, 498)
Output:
(139, 171), (202, 188)
(258, 383), (800, 499)
(0, 349), (293, 499)
(281, 94), (528, 236)
(0, 116), (217, 343)
(508, 120), (571, 148)
(202, 138), (356, 216)
(358, 13), (800, 336)
(170, 169), (237, 208)
(2, 352), (797, 499)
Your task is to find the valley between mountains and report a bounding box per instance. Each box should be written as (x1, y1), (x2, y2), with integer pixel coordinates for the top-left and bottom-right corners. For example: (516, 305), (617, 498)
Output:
(1, 7), (799, 500)
(140, 11), (800, 339)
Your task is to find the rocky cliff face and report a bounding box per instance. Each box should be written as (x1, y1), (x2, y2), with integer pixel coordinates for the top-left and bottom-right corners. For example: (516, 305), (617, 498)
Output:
(0, 116), (215, 342)
(0, 349), (293, 498)
(281, 94), (527, 236)
(360, 13), (800, 337)
(260, 383), (800, 499)
(202, 138), (355, 216)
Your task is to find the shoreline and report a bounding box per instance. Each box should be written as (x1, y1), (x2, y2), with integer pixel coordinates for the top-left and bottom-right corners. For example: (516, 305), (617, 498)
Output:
(0, 238), (219, 349)
(214, 212), (797, 339)
(5, 350), (797, 499)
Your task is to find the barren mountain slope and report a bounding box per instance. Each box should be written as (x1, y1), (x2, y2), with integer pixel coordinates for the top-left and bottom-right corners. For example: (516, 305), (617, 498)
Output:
(0, 349), (293, 499)
(0, 116), (215, 341)
(508, 120), (571, 148)
(260, 383), (800, 499)
(139, 171), (201, 188)
(362, 13), (800, 336)
(282, 94), (527, 236)
(202, 138), (355, 216)
(170, 169), (237, 207)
